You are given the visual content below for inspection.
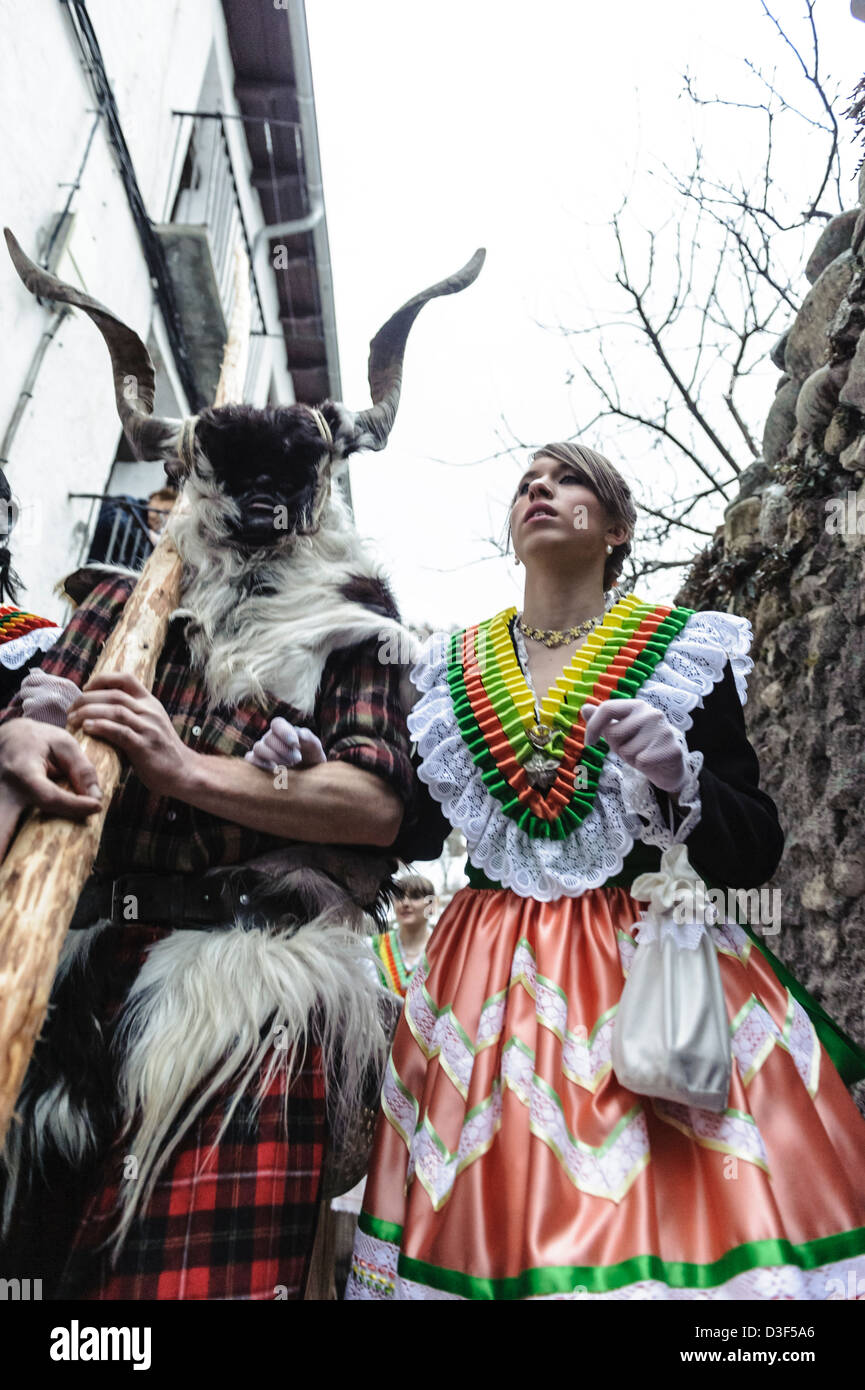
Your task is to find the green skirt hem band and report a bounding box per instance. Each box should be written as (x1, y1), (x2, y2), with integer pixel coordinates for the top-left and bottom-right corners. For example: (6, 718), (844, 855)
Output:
(357, 1212), (865, 1298)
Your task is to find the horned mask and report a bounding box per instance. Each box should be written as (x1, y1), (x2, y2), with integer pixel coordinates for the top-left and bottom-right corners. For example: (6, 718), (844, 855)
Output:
(4, 229), (485, 547)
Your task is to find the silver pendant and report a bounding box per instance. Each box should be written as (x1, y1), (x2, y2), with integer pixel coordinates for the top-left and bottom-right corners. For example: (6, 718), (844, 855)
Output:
(523, 750), (560, 790)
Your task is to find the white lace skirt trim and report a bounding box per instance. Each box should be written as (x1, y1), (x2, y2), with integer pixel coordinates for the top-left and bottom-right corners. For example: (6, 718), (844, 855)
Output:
(407, 610), (751, 901)
(0, 626), (61, 670)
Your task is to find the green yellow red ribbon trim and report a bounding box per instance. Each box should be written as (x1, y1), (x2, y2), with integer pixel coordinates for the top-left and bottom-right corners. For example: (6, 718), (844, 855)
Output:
(0, 605), (57, 642)
(371, 930), (410, 998)
(446, 594), (694, 838)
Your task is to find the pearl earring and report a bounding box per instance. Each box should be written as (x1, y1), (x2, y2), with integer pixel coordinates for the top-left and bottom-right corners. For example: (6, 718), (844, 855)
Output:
(606, 545), (613, 555)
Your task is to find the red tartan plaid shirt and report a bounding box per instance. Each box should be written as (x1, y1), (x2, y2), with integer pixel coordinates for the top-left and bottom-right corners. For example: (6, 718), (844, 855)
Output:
(0, 575), (419, 876)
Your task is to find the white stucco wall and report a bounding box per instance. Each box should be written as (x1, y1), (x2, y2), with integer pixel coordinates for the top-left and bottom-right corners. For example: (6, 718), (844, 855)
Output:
(0, 0), (291, 622)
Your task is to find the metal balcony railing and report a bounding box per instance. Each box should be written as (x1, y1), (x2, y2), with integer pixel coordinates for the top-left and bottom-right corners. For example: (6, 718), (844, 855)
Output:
(162, 111), (268, 402)
(70, 494), (164, 574)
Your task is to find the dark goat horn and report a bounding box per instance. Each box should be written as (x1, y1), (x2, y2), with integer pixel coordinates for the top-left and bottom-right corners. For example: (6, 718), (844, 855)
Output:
(352, 248), (485, 450)
(4, 228), (179, 460)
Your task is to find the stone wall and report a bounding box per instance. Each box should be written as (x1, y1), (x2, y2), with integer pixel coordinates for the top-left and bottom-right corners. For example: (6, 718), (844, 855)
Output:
(677, 164), (865, 1096)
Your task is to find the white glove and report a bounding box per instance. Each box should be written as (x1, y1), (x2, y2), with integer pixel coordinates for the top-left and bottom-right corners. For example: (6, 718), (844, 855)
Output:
(580, 698), (689, 796)
(244, 716), (326, 773)
(19, 669), (82, 728)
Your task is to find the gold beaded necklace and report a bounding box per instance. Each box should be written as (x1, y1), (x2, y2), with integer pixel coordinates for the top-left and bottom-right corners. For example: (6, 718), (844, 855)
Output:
(515, 612), (602, 649)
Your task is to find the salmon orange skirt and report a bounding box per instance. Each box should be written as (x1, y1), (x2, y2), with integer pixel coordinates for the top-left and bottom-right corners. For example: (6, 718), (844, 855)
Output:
(346, 885), (865, 1300)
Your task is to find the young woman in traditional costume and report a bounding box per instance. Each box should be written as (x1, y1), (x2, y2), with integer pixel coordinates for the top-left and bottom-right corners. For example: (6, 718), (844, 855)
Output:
(348, 441), (865, 1301)
(371, 873), (437, 1000)
(254, 441), (865, 1301)
(337, 872), (435, 1294)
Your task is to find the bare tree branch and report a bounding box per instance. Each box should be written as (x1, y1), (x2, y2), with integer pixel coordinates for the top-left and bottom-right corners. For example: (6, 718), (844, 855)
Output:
(758, 1), (840, 212)
(456, 2), (848, 599)
(635, 499), (715, 537)
(613, 219), (743, 475)
(576, 356), (734, 497)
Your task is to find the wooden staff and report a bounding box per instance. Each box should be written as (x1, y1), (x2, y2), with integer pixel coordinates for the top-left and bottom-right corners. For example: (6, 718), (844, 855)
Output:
(0, 245), (251, 1146)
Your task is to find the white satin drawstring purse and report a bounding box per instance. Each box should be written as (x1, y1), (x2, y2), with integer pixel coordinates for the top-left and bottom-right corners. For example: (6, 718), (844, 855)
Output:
(610, 840), (732, 1112)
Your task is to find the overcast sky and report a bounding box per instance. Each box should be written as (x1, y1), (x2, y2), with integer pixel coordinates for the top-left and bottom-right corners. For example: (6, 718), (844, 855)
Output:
(305, 1), (864, 631)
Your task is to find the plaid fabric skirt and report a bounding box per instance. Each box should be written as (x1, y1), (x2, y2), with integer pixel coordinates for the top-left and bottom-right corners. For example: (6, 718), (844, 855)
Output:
(57, 1052), (326, 1301)
(4, 925), (327, 1301)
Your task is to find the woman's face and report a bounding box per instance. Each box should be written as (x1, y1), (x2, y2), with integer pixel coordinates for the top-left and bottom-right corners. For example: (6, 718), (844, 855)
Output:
(510, 456), (626, 569)
(394, 892), (433, 931)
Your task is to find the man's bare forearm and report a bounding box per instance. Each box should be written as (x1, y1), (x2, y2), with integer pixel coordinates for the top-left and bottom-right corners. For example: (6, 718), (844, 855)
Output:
(0, 713), (404, 850)
(173, 752), (404, 847)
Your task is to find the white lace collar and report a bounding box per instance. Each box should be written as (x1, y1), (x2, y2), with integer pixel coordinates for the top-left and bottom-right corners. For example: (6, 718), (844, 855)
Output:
(407, 608), (753, 900)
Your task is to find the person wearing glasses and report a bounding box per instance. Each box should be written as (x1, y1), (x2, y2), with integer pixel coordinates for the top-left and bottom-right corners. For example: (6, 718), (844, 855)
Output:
(372, 873), (437, 999)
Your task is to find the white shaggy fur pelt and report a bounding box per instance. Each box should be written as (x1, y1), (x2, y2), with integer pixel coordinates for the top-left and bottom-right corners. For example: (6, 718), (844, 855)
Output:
(110, 915), (391, 1250)
(167, 475), (417, 715)
(1, 919), (112, 1234)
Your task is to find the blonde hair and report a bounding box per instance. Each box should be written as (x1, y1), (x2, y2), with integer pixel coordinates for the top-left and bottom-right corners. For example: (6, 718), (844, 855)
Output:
(392, 873), (435, 901)
(511, 441), (636, 590)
